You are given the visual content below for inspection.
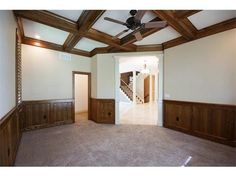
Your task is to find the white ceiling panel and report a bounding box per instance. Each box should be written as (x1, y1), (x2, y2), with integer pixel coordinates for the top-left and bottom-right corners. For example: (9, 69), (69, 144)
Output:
(74, 38), (108, 52)
(188, 10), (236, 30)
(92, 10), (157, 38)
(134, 26), (181, 45)
(23, 19), (69, 45)
(48, 10), (83, 22)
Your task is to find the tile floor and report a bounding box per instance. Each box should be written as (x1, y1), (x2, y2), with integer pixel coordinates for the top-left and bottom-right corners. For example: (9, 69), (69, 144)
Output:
(119, 101), (158, 125)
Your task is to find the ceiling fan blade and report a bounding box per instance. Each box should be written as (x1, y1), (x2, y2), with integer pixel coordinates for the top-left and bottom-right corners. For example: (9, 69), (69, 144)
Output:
(113, 29), (130, 39)
(144, 21), (167, 28)
(133, 31), (143, 41)
(135, 10), (147, 21)
(104, 17), (127, 26)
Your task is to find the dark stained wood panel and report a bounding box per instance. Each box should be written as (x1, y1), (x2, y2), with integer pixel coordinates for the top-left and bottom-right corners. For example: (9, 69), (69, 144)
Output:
(90, 98), (115, 124)
(0, 106), (22, 166)
(24, 102), (50, 130)
(23, 99), (74, 131)
(164, 101), (192, 131)
(51, 101), (74, 125)
(164, 100), (236, 147)
(144, 75), (150, 103)
(192, 104), (235, 141)
(0, 99), (74, 166)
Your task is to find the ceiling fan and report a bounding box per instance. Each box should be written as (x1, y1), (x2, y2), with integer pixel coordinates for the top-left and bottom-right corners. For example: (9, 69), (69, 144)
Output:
(104, 10), (167, 41)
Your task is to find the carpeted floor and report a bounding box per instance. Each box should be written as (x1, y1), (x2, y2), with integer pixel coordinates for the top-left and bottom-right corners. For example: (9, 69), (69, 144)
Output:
(15, 113), (236, 166)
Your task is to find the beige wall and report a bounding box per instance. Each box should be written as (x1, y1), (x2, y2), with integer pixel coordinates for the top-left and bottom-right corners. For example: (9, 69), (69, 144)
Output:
(164, 29), (236, 105)
(96, 54), (116, 99)
(0, 11), (16, 119)
(91, 55), (97, 98)
(75, 74), (88, 113)
(91, 53), (116, 99)
(22, 45), (91, 100)
(91, 52), (163, 100)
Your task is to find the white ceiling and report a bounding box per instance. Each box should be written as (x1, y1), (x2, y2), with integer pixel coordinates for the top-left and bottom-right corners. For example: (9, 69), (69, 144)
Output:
(134, 26), (181, 45)
(92, 10), (157, 38)
(22, 19), (69, 45)
(119, 56), (159, 74)
(22, 10), (236, 50)
(74, 37), (108, 51)
(188, 10), (236, 30)
(48, 10), (83, 22)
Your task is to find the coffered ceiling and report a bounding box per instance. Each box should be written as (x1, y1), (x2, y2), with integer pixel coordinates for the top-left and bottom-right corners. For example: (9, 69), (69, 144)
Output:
(188, 10), (236, 30)
(22, 18), (69, 45)
(75, 38), (108, 52)
(48, 10), (83, 22)
(134, 26), (181, 45)
(14, 10), (236, 57)
(92, 10), (157, 38)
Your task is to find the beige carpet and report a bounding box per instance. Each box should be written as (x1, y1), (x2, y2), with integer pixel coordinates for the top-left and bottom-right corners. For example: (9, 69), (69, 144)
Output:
(15, 113), (236, 166)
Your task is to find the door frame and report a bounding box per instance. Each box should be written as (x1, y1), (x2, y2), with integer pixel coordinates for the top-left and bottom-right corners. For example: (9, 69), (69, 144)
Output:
(72, 71), (91, 122)
(113, 53), (164, 126)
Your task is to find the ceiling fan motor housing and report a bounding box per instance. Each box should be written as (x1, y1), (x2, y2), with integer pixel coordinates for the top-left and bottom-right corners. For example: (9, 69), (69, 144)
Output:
(126, 17), (141, 30)
(130, 10), (137, 16)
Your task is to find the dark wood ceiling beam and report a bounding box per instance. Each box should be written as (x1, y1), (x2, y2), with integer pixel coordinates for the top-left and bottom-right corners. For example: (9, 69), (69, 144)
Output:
(63, 10), (105, 51)
(90, 46), (112, 56)
(14, 10), (137, 54)
(63, 33), (82, 51)
(13, 10), (78, 33)
(162, 36), (188, 49)
(91, 44), (163, 56)
(174, 10), (201, 19)
(153, 10), (196, 40)
(85, 29), (136, 51)
(15, 17), (24, 42)
(196, 17), (236, 39)
(22, 37), (91, 57)
(136, 44), (163, 52)
(163, 17), (236, 49)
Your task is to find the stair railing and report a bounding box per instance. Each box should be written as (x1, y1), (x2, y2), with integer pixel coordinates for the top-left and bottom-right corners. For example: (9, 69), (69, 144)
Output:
(120, 79), (144, 103)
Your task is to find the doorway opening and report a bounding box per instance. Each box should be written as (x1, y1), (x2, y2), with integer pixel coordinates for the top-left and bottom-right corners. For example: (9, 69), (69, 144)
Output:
(73, 72), (91, 123)
(115, 55), (162, 125)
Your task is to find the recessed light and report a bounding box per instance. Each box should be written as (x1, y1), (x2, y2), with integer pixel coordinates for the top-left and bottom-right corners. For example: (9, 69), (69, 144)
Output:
(35, 35), (40, 39)
(34, 42), (40, 46)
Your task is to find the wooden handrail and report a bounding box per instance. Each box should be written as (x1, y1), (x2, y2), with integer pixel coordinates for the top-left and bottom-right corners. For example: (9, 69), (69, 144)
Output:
(120, 79), (144, 103)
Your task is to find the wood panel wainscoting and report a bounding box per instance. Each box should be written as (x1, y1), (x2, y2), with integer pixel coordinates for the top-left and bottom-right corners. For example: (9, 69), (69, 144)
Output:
(0, 99), (74, 166)
(164, 100), (236, 147)
(23, 99), (74, 131)
(90, 98), (115, 124)
(0, 104), (23, 166)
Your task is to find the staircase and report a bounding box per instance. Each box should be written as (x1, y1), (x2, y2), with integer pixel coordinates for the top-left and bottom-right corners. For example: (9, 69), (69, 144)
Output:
(120, 79), (144, 104)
